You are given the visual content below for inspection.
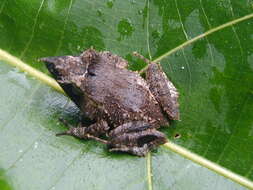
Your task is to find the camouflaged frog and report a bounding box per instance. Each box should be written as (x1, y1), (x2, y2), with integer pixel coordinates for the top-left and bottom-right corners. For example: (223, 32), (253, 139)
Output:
(40, 49), (179, 156)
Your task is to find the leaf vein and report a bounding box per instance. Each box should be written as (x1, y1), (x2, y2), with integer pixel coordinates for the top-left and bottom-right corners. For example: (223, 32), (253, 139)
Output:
(198, 0), (219, 156)
(47, 151), (83, 190)
(216, 95), (250, 163)
(175, 0), (189, 40)
(229, 0), (244, 61)
(146, 152), (153, 190)
(0, 0), (7, 13)
(19, 0), (45, 58)
(0, 49), (65, 94)
(163, 142), (253, 189)
(199, 0), (215, 67)
(146, 0), (151, 60)
(6, 130), (44, 171)
(145, 2), (153, 190)
(175, 0), (192, 95)
(152, 12), (253, 63)
(55, 0), (74, 55)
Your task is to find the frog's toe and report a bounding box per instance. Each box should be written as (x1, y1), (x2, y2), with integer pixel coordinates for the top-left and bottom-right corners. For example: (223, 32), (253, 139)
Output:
(56, 127), (87, 139)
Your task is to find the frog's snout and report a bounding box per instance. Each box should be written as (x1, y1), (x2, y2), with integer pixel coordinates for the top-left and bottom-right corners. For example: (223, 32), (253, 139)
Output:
(39, 57), (56, 64)
(39, 57), (58, 72)
(39, 56), (67, 67)
(39, 56), (71, 76)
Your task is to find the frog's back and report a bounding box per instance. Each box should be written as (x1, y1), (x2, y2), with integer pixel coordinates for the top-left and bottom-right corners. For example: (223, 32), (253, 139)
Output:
(83, 59), (168, 127)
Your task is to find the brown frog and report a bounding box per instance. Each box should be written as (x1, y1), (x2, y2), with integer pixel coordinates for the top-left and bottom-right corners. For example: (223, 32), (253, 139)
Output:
(40, 48), (179, 156)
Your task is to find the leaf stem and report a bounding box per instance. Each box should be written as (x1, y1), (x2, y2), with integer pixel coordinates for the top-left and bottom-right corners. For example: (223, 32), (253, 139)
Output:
(163, 142), (253, 189)
(0, 49), (65, 95)
(146, 152), (153, 190)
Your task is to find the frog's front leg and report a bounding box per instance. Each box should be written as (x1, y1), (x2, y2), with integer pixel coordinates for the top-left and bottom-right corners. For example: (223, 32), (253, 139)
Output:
(56, 119), (110, 139)
(108, 121), (167, 156)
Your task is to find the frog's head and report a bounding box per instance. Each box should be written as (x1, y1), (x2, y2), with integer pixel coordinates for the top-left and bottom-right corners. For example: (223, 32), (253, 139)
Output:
(39, 55), (85, 82)
(39, 48), (99, 83)
(39, 48), (99, 105)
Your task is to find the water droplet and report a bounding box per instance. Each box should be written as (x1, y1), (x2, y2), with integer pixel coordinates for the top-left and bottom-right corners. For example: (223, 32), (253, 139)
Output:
(181, 66), (185, 70)
(107, 0), (114, 8)
(138, 10), (143, 15)
(151, 30), (161, 40)
(130, 0), (136, 4)
(34, 142), (38, 149)
(117, 18), (134, 40)
(39, 22), (45, 29)
(97, 9), (103, 17)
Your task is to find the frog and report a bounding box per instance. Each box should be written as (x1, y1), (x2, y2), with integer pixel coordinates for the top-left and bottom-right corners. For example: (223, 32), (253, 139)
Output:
(40, 48), (179, 156)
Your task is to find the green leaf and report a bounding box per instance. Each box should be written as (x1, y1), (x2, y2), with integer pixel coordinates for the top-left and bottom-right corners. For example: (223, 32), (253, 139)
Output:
(0, 0), (253, 189)
(0, 62), (248, 190)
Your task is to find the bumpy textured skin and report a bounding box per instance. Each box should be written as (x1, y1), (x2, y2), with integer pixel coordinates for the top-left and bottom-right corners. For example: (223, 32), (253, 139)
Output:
(81, 50), (169, 127)
(41, 49), (179, 156)
(146, 63), (180, 120)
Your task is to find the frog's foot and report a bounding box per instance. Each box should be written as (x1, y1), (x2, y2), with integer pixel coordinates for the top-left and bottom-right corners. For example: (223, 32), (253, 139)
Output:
(109, 144), (149, 157)
(56, 119), (109, 139)
(108, 121), (167, 157)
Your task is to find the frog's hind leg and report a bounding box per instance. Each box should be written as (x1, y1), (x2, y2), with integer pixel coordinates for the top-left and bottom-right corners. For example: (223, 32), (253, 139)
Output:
(108, 121), (167, 157)
(56, 119), (110, 140)
(146, 63), (180, 120)
(132, 52), (180, 120)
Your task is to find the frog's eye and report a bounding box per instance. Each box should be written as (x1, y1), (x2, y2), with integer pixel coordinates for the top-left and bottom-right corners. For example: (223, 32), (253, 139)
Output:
(87, 66), (96, 76)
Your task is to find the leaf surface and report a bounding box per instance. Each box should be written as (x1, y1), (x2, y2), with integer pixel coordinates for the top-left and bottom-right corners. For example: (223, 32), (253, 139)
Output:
(0, 0), (253, 189)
